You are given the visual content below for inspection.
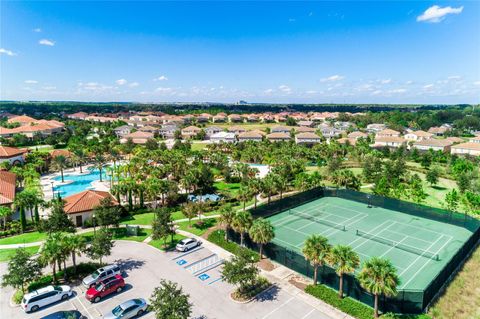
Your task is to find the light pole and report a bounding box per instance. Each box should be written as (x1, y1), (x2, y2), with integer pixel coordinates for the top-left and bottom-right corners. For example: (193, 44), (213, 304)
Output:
(51, 181), (55, 198)
(93, 213), (96, 236)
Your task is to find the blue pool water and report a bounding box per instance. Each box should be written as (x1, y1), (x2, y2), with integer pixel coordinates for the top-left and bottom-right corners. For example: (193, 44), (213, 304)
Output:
(52, 168), (110, 197)
(247, 163), (268, 167)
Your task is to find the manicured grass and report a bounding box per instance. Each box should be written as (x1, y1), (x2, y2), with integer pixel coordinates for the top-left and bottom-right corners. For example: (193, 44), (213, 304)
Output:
(176, 218), (217, 236)
(0, 231), (47, 245)
(191, 142), (208, 151)
(81, 227), (151, 242)
(149, 233), (187, 251)
(121, 210), (186, 225)
(0, 246), (40, 262)
(214, 181), (241, 196)
(429, 244), (480, 319)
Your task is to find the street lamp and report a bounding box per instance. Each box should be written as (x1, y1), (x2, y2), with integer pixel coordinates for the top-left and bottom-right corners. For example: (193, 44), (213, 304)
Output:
(51, 181), (55, 198)
(92, 213), (96, 235)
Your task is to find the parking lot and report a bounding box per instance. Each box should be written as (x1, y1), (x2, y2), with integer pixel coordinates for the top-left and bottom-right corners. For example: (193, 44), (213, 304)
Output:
(0, 240), (336, 319)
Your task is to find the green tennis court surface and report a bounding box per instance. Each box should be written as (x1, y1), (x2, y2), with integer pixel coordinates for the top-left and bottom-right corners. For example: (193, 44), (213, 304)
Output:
(267, 196), (472, 291)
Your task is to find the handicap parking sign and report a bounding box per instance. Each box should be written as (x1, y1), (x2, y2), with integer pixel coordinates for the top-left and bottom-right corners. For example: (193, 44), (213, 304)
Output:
(198, 273), (210, 281)
(176, 259), (187, 266)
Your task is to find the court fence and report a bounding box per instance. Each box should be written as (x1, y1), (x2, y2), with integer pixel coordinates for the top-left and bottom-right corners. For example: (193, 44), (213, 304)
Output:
(237, 187), (480, 314)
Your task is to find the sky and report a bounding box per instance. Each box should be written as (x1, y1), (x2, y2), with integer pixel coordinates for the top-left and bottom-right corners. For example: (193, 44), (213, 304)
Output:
(0, 1), (479, 104)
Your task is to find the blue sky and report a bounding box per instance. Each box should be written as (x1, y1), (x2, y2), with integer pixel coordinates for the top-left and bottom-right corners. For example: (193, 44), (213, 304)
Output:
(1, 1), (479, 104)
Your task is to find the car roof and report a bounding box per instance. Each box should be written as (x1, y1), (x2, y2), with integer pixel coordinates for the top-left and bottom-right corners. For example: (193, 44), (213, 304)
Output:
(24, 285), (55, 299)
(101, 274), (123, 284)
(119, 299), (138, 308)
(98, 264), (118, 272)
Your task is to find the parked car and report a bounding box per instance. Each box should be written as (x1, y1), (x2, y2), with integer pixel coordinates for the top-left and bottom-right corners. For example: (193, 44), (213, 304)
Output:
(86, 274), (125, 303)
(40, 310), (86, 319)
(82, 264), (121, 288)
(21, 285), (73, 313)
(175, 237), (201, 252)
(104, 298), (148, 319)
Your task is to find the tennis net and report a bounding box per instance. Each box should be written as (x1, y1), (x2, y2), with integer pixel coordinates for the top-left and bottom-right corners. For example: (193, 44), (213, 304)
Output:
(289, 209), (346, 231)
(356, 229), (440, 260)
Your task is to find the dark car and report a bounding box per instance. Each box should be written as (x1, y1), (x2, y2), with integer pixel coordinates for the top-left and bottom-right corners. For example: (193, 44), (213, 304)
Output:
(40, 310), (86, 319)
(85, 274), (125, 303)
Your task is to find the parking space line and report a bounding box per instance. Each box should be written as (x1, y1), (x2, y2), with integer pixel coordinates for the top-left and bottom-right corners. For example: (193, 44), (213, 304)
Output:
(261, 297), (294, 319)
(208, 277), (223, 285)
(172, 246), (204, 260)
(300, 309), (316, 319)
(73, 293), (94, 319)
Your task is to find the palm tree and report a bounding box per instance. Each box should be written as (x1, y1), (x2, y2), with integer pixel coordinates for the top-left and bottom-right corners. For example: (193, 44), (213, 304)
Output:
(13, 191), (30, 232)
(219, 205), (235, 241)
(247, 178), (262, 209)
(0, 206), (12, 230)
(328, 245), (360, 298)
(64, 234), (86, 274)
(50, 155), (68, 183)
(94, 154), (106, 182)
(302, 235), (331, 285)
(249, 218), (275, 259)
(358, 257), (400, 318)
(40, 233), (65, 284)
(231, 210), (253, 246)
(236, 186), (252, 211)
(262, 175), (276, 204)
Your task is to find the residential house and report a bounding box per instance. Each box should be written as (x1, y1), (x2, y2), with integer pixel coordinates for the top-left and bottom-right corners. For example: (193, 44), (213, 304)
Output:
(113, 125), (133, 138)
(297, 120), (314, 127)
(238, 131), (263, 142)
(338, 138), (358, 146)
(181, 126), (202, 139)
(371, 136), (406, 149)
(295, 132), (321, 145)
(196, 113), (211, 123)
(244, 114), (260, 122)
(0, 146), (26, 165)
(318, 124), (343, 138)
(0, 170), (16, 209)
(412, 139), (453, 152)
(451, 134), (480, 156)
(428, 126), (450, 136)
(445, 137), (464, 144)
(212, 114), (227, 123)
(7, 115), (37, 126)
(376, 129), (401, 138)
(67, 112), (89, 120)
(121, 131), (154, 144)
(228, 126), (247, 135)
(347, 131), (368, 140)
(228, 114), (243, 123)
(139, 125), (159, 134)
(294, 126), (316, 133)
(159, 124), (179, 139)
(63, 190), (119, 227)
(49, 149), (72, 159)
(267, 132), (290, 142)
(366, 123), (387, 133)
(210, 132), (236, 144)
(205, 126), (223, 138)
(271, 126), (292, 134)
(334, 121), (354, 130)
(0, 127), (15, 138)
(404, 130), (434, 142)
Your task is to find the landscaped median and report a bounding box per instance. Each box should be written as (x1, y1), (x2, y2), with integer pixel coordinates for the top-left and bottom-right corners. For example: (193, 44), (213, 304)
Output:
(80, 227), (152, 242)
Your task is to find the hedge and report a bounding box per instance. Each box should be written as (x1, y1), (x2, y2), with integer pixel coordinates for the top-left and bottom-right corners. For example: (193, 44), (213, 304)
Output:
(305, 285), (432, 319)
(28, 262), (101, 291)
(207, 229), (260, 261)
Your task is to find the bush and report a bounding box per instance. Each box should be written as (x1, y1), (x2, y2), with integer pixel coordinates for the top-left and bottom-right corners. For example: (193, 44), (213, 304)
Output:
(13, 289), (24, 304)
(234, 276), (270, 300)
(207, 230), (260, 262)
(305, 285), (432, 319)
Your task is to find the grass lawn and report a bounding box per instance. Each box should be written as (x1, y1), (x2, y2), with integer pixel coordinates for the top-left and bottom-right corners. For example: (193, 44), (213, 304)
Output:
(191, 142), (208, 151)
(206, 123), (278, 130)
(0, 246), (40, 262)
(121, 211), (186, 225)
(0, 231), (47, 245)
(81, 227), (151, 242)
(149, 233), (187, 251)
(429, 244), (480, 319)
(176, 218), (217, 236)
(214, 181), (241, 196)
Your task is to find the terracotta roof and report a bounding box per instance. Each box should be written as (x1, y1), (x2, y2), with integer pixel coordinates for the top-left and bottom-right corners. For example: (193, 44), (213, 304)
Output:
(267, 132), (290, 139)
(374, 136), (406, 143)
(445, 137), (464, 144)
(50, 149), (72, 158)
(451, 142), (480, 151)
(7, 115), (36, 124)
(408, 130), (433, 137)
(125, 131), (154, 139)
(294, 126), (316, 133)
(271, 126), (291, 132)
(296, 132), (321, 139)
(0, 171), (16, 205)
(181, 125), (201, 132)
(238, 131), (263, 139)
(414, 139), (453, 147)
(0, 146), (26, 158)
(348, 131), (368, 139)
(377, 129), (401, 136)
(338, 137), (357, 145)
(64, 190), (118, 214)
(428, 127), (448, 134)
(0, 127), (16, 135)
(249, 129), (266, 136)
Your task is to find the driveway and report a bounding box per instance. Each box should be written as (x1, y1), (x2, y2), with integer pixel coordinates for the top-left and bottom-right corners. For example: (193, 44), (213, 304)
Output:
(0, 241), (335, 319)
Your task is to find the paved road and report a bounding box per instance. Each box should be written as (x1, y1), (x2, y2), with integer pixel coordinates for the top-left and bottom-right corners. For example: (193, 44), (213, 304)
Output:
(0, 241), (335, 319)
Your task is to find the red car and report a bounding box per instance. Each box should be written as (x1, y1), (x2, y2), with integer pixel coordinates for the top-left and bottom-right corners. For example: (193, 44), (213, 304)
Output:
(85, 274), (125, 303)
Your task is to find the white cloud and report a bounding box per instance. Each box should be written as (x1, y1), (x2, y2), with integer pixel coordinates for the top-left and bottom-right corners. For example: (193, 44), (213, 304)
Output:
(417, 5), (463, 23)
(473, 81), (480, 86)
(371, 90), (383, 95)
(423, 84), (434, 89)
(380, 79), (392, 84)
(320, 75), (344, 82)
(39, 39), (55, 46)
(305, 90), (317, 94)
(42, 86), (56, 91)
(115, 79), (127, 85)
(129, 82), (139, 88)
(153, 75), (168, 81)
(447, 75), (462, 81)
(155, 87), (173, 93)
(263, 89), (274, 94)
(389, 88), (407, 94)
(33, 28), (42, 33)
(278, 85), (292, 94)
(0, 48), (17, 56)
(405, 80), (414, 85)
(24, 80), (38, 84)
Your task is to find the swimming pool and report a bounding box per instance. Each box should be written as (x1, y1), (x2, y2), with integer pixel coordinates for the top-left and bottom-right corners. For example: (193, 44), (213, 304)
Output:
(52, 168), (110, 197)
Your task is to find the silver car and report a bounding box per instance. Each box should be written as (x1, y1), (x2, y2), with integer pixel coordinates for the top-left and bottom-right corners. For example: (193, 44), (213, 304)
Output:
(104, 298), (147, 319)
(82, 264), (121, 288)
(176, 238), (201, 252)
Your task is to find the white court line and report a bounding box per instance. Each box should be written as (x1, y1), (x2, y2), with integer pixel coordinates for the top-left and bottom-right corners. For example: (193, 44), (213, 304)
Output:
(296, 212), (335, 231)
(271, 202), (331, 228)
(301, 309), (316, 319)
(323, 212), (368, 238)
(274, 237), (303, 251)
(379, 236), (408, 258)
(383, 229), (434, 245)
(398, 234), (445, 278)
(399, 236), (452, 289)
(396, 221), (453, 240)
(350, 221), (396, 250)
(261, 297), (295, 319)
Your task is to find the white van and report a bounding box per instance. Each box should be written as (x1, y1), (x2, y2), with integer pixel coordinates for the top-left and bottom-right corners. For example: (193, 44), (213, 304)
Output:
(21, 285), (72, 312)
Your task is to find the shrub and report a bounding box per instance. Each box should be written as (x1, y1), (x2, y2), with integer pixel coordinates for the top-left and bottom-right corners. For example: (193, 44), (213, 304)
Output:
(13, 289), (24, 304)
(207, 230), (259, 262)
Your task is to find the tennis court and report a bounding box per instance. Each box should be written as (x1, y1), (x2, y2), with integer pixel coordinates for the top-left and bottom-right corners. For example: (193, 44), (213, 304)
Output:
(267, 196), (472, 291)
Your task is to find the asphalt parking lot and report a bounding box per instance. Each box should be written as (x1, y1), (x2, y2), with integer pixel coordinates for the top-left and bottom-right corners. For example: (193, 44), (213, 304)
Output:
(0, 241), (335, 319)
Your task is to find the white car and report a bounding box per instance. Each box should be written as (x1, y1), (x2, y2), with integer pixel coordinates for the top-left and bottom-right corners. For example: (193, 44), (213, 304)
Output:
(82, 264), (121, 288)
(176, 238), (201, 252)
(21, 285), (73, 312)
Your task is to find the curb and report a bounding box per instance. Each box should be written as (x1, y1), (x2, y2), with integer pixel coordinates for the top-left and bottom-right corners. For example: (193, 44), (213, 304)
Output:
(228, 284), (276, 304)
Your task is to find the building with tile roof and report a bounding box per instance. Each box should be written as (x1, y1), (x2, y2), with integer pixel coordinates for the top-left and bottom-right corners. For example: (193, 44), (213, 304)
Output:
(63, 190), (118, 227)
(0, 146), (26, 165)
(0, 170), (16, 208)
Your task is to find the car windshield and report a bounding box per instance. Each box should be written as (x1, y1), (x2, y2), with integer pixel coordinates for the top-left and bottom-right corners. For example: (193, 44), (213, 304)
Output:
(53, 286), (62, 291)
(112, 305), (123, 316)
(91, 270), (102, 279)
(179, 239), (188, 245)
(94, 283), (104, 291)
